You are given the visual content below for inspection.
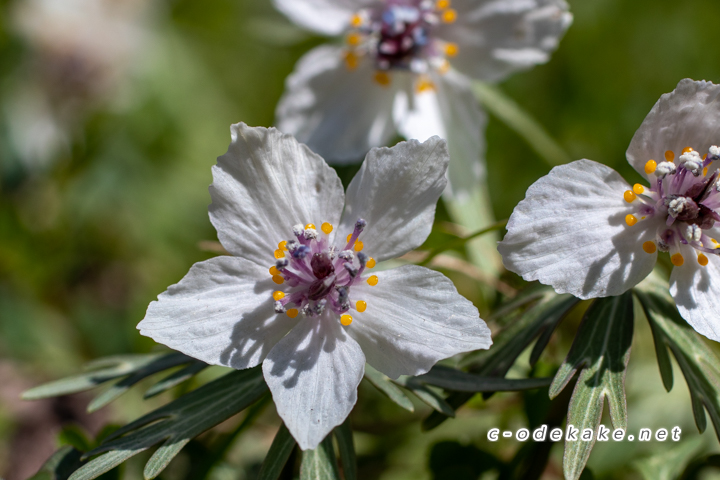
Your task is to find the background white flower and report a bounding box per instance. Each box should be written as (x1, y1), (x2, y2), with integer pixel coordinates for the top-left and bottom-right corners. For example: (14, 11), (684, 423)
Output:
(137, 123), (492, 450)
(498, 79), (720, 342)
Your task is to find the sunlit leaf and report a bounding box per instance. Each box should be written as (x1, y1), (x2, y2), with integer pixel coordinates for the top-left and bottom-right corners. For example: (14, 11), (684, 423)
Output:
(300, 436), (341, 480)
(363, 364), (414, 412)
(549, 293), (634, 480)
(633, 436), (703, 480)
(258, 424), (296, 480)
(393, 376), (454, 417)
(144, 360), (207, 399)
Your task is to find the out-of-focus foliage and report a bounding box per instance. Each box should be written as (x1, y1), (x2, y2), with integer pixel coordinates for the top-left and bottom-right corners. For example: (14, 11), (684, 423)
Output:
(3, 0), (720, 478)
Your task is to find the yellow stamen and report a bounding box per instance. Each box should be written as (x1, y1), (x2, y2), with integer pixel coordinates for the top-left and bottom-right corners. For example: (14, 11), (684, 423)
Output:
(671, 253), (684, 266)
(645, 160), (657, 174)
(444, 43), (459, 57)
(321, 222), (333, 234)
(698, 253), (709, 266)
(624, 190), (636, 203)
(366, 257), (376, 268)
(273, 291), (285, 301)
(356, 300), (367, 313)
(347, 32), (361, 46)
(713, 239), (719, 245)
(340, 314), (353, 326)
(272, 275), (284, 285)
(278, 240), (288, 251)
(345, 51), (359, 71)
(367, 275), (378, 286)
(704, 167), (708, 177)
(354, 240), (364, 252)
(416, 78), (435, 93)
(269, 266), (280, 276)
(625, 214), (638, 226)
(436, 0), (450, 9)
(642, 241), (656, 254)
(682, 146), (694, 154)
(347, 234), (353, 242)
(374, 71), (391, 86)
(437, 60), (450, 75)
(305, 223), (316, 230)
(442, 9), (457, 22)
(286, 308), (299, 318)
(633, 184), (644, 195)
(665, 150), (675, 162)
(351, 13), (363, 27)
(274, 249), (285, 259)
(704, 153), (708, 160)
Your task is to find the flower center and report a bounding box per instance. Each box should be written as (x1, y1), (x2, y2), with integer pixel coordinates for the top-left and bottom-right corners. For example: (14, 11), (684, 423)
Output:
(344, 0), (459, 89)
(268, 219), (378, 325)
(624, 145), (720, 266)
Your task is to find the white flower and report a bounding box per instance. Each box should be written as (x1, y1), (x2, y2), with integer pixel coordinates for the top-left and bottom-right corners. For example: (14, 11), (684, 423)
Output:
(273, 0), (572, 199)
(498, 79), (720, 342)
(138, 124), (492, 450)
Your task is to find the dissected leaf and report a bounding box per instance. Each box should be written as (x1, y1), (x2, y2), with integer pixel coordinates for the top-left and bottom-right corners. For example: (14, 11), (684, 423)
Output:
(363, 364), (414, 412)
(635, 277), (720, 441)
(29, 446), (85, 480)
(68, 367), (267, 480)
(334, 419), (357, 480)
(258, 424), (296, 480)
(300, 436), (341, 480)
(633, 436), (703, 480)
(549, 293), (634, 480)
(417, 365), (552, 392)
(144, 361), (208, 398)
(393, 376), (455, 417)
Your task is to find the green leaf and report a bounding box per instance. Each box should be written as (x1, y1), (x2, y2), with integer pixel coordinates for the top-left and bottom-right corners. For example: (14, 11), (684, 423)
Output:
(22, 352), (193, 401)
(635, 277), (720, 440)
(471, 81), (571, 167)
(29, 446), (85, 480)
(68, 367), (267, 480)
(392, 376), (455, 417)
(417, 365), (552, 392)
(334, 419), (357, 480)
(300, 436), (341, 480)
(549, 293), (634, 480)
(633, 436), (703, 480)
(258, 424), (296, 480)
(363, 364), (414, 412)
(144, 361), (207, 399)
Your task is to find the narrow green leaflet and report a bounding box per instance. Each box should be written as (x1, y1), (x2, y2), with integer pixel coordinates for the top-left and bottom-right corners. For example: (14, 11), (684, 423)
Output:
(635, 278), (720, 440)
(417, 365), (552, 392)
(29, 446), (85, 480)
(144, 361), (207, 398)
(633, 437), (704, 480)
(23, 352), (194, 402)
(300, 436), (341, 480)
(549, 293), (634, 480)
(363, 364), (414, 412)
(68, 367), (268, 480)
(258, 424), (296, 480)
(334, 419), (357, 480)
(393, 375), (455, 417)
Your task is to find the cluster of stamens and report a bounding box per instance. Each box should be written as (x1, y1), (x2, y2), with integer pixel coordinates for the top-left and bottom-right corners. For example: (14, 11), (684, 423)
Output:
(624, 145), (720, 267)
(268, 219), (378, 326)
(343, 0), (459, 91)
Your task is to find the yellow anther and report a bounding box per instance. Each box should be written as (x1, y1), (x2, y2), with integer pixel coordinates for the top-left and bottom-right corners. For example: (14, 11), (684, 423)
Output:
(624, 190), (636, 203)
(671, 253), (684, 266)
(354, 240), (364, 252)
(442, 8), (457, 22)
(321, 222), (333, 234)
(274, 249), (285, 259)
(642, 241), (656, 254)
(269, 266), (280, 276)
(278, 240), (288, 251)
(416, 78), (435, 93)
(645, 160), (657, 174)
(273, 291), (285, 301)
(625, 214), (638, 226)
(713, 239), (719, 245)
(374, 71), (391, 86)
(437, 60), (450, 75)
(340, 314), (353, 326)
(367, 275), (379, 286)
(286, 308), (299, 318)
(682, 146), (694, 154)
(436, 0), (450, 9)
(633, 184), (644, 195)
(347, 234), (353, 242)
(444, 43), (459, 57)
(704, 153), (708, 160)
(704, 167), (708, 177)
(698, 253), (709, 266)
(366, 257), (376, 268)
(356, 300), (367, 313)
(345, 51), (359, 71)
(665, 150), (675, 162)
(350, 13), (363, 27)
(347, 32), (362, 46)
(272, 275), (285, 285)
(305, 223), (316, 230)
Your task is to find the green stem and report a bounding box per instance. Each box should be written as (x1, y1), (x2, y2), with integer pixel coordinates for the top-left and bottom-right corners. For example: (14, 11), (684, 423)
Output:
(420, 219), (508, 267)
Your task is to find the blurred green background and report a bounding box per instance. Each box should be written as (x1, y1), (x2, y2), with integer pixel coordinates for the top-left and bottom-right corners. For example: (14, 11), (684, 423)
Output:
(2, 0), (720, 478)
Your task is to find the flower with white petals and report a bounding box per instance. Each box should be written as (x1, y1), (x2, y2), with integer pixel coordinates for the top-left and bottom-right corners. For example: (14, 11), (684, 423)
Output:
(498, 79), (720, 342)
(138, 123), (492, 450)
(273, 0), (572, 199)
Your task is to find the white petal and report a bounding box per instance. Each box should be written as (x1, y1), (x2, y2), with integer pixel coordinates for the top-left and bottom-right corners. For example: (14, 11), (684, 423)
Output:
(271, 0), (373, 36)
(263, 314), (365, 450)
(138, 256), (296, 369)
(436, 0), (572, 82)
(347, 265), (492, 379)
(498, 160), (660, 299)
(338, 137), (448, 262)
(669, 249), (720, 342)
(209, 123), (344, 265)
(275, 45), (403, 164)
(626, 79), (720, 180)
